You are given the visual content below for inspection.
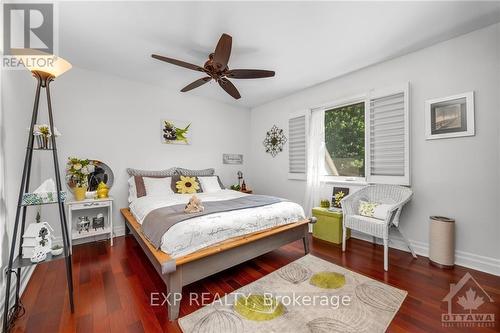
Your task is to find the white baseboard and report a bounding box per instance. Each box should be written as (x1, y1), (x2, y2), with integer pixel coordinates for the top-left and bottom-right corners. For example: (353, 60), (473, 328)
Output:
(0, 265), (35, 328)
(350, 231), (500, 276)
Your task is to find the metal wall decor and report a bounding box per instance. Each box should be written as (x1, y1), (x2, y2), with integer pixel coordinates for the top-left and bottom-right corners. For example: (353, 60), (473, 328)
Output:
(263, 125), (287, 157)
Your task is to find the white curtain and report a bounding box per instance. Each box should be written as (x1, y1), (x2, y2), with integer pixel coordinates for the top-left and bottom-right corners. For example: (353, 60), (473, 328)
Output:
(304, 108), (325, 215)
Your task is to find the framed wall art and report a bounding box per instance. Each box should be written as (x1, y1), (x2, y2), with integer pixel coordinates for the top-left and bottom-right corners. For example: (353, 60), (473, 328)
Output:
(223, 154), (243, 165)
(332, 187), (349, 208)
(425, 92), (474, 140)
(161, 119), (191, 145)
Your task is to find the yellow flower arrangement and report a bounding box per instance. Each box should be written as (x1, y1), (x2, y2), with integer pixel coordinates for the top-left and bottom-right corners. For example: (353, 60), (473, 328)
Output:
(176, 176), (200, 194)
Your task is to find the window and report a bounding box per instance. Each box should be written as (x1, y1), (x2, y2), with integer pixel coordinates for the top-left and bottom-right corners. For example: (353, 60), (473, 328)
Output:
(367, 88), (409, 185)
(324, 102), (365, 179)
(288, 114), (307, 179)
(319, 83), (410, 185)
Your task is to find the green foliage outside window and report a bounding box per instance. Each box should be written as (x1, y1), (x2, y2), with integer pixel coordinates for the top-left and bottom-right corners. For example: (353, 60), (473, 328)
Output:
(324, 102), (365, 177)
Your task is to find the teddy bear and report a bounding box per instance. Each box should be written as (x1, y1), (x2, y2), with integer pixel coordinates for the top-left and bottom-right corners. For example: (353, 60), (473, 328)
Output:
(184, 195), (205, 214)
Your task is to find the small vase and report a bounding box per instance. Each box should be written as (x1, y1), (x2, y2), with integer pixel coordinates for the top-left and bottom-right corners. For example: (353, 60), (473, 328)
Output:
(73, 187), (86, 201)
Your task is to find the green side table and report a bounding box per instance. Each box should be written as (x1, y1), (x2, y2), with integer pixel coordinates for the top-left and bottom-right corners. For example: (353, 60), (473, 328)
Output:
(312, 207), (350, 244)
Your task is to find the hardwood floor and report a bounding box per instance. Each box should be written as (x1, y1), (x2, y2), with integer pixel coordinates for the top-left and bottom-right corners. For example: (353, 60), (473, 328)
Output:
(11, 235), (500, 333)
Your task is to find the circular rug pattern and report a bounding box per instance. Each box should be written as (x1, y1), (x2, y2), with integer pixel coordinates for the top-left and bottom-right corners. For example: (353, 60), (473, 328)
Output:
(234, 294), (286, 321)
(309, 271), (346, 289)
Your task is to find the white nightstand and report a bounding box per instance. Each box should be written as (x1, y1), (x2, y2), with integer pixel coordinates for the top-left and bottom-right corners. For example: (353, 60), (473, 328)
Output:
(66, 197), (114, 247)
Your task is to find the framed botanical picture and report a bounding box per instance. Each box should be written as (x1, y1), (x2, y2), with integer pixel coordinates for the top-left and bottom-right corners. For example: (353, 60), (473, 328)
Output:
(425, 92), (474, 140)
(332, 187), (349, 208)
(161, 119), (191, 145)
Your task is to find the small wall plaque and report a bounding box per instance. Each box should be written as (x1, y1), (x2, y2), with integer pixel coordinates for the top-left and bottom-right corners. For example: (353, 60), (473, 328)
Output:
(223, 154), (243, 165)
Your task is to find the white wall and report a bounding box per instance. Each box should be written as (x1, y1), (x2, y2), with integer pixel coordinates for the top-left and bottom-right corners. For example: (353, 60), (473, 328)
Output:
(3, 66), (250, 240)
(1, 68), (42, 321)
(248, 23), (500, 274)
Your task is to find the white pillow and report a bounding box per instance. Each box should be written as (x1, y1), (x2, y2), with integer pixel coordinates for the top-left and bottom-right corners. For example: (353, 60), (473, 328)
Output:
(358, 200), (393, 220)
(128, 176), (137, 202)
(198, 176), (222, 193)
(143, 177), (174, 197)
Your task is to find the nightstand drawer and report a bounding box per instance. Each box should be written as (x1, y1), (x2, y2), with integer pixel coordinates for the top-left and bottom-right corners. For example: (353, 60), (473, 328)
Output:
(70, 200), (111, 210)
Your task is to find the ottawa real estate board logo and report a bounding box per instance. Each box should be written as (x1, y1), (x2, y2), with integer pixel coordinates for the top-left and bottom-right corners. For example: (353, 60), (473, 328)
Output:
(442, 272), (495, 328)
(2, 3), (56, 70)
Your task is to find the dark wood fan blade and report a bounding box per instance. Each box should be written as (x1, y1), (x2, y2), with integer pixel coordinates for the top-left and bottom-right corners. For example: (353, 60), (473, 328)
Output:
(225, 69), (275, 79)
(181, 77), (212, 92)
(219, 78), (241, 99)
(151, 54), (204, 72)
(213, 33), (232, 69)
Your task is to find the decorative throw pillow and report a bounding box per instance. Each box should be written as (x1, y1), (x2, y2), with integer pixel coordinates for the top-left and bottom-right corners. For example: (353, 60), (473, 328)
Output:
(175, 176), (200, 194)
(198, 176), (223, 193)
(358, 200), (393, 220)
(170, 175), (202, 193)
(128, 177), (137, 202)
(142, 177), (174, 197)
(177, 167), (215, 177)
(126, 167), (177, 177)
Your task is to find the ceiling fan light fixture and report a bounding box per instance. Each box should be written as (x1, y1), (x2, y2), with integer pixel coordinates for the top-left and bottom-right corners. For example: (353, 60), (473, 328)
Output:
(151, 33), (275, 99)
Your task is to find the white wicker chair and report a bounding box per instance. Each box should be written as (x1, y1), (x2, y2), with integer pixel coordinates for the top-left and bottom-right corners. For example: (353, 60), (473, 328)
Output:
(341, 184), (416, 271)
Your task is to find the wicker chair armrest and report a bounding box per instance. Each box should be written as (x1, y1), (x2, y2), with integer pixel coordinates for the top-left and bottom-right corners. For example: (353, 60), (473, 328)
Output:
(385, 193), (413, 226)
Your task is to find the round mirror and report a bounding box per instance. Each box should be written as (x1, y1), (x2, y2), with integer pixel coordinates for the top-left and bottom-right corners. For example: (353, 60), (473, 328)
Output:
(66, 159), (114, 192)
(87, 160), (114, 191)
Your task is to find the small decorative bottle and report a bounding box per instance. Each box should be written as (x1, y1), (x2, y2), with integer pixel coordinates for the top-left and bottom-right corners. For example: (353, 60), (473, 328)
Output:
(241, 180), (247, 191)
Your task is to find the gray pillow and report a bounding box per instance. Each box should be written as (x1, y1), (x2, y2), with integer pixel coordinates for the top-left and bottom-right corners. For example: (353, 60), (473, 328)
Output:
(177, 168), (215, 176)
(126, 167), (177, 177)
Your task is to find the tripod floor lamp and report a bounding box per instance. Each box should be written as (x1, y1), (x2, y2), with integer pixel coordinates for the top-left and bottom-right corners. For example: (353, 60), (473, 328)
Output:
(3, 49), (75, 332)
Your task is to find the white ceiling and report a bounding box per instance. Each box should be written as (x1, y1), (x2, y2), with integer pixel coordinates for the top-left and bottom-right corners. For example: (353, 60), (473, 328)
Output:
(59, 1), (500, 108)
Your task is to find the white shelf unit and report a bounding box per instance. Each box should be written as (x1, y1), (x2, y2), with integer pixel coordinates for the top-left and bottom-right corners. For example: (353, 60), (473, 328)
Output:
(66, 197), (114, 247)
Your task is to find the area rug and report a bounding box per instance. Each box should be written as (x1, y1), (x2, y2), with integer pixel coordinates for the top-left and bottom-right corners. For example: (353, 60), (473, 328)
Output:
(178, 254), (407, 333)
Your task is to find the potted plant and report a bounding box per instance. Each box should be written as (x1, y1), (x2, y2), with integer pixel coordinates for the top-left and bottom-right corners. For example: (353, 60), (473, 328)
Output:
(66, 157), (94, 201)
(33, 124), (61, 149)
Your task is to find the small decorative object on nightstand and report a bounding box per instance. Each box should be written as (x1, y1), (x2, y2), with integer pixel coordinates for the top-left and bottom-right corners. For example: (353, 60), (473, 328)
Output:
(312, 207), (350, 244)
(77, 216), (91, 233)
(320, 199), (330, 208)
(332, 187), (349, 208)
(240, 189), (253, 194)
(92, 213), (105, 230)
(66, 197), (114, 246)
(96, 181), (109, 198)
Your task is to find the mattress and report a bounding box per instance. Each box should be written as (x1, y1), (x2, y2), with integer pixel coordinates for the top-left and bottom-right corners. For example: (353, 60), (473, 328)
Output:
(129, 190), (305, 257)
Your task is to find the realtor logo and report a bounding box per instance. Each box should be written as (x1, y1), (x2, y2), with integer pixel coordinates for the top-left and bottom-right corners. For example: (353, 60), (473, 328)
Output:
(442, 272), (495, 328)
(3, 3), (53, 54)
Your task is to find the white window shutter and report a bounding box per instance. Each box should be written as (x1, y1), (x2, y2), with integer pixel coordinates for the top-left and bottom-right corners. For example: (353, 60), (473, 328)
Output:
(367, 83), (410, 185)
(288, 114), (307, 179)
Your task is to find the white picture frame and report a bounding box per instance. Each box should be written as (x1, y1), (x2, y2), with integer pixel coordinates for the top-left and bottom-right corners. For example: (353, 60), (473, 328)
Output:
(425, 92), (474, 140)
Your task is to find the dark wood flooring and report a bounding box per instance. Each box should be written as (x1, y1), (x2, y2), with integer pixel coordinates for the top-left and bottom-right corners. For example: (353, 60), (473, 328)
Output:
(11, 235), (500, 333)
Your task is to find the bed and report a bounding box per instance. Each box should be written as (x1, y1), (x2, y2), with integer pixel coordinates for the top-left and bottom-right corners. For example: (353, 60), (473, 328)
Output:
(121, 186), (314, 321)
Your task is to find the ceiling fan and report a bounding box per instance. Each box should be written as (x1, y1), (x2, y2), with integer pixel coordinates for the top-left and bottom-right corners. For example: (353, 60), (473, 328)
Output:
(151, 33), (275, 99)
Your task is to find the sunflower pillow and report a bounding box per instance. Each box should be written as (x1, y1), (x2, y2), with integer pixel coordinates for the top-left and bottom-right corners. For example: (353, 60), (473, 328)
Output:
(175, 175), (200, 194)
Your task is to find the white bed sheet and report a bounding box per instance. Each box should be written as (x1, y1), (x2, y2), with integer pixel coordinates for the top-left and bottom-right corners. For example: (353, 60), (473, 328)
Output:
(129, 190), (305, 257)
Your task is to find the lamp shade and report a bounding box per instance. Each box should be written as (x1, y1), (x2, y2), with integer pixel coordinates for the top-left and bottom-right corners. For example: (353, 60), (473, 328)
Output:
(11, 48), (72, 78)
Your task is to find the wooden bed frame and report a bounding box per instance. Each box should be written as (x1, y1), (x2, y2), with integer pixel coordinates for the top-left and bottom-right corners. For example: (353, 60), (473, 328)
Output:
(120, 208), (314, 321)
